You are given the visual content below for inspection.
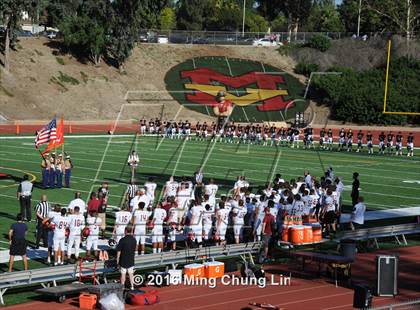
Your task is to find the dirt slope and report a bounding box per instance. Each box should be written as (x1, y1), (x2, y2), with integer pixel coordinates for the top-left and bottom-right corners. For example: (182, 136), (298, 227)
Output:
(0, 39), (301, 122)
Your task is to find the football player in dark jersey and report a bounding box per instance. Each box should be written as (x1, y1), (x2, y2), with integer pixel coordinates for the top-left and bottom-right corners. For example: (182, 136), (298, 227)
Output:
(378, 131), (386, 154)
(346, 129), (353, 152)
(366, 131), (373, 154)
(356, 130), (364, 153)
(287, 127), (293, 147)
(386, 131), (394, 155)
(327, 129), (333, 151)
(338, 128), (346, 151)
(395, 132), (403, 156)
(407, 133), (414, 157)
(319, 128), (326, 150)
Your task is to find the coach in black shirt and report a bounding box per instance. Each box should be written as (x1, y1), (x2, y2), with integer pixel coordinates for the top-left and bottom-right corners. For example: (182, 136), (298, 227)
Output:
(351, 172), (360, 207)
(116, 227), (137, 290)
(9, 214), (28, 272)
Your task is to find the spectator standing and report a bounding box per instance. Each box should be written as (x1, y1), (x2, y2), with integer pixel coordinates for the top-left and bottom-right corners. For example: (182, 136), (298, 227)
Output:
(261, 207), (275, 259)
(87, 192), (101, 215)
(116, 227), (137, 290)
(350, 197), (366, 230)
(17, 175), (33, 221)
(35, 195), (50, 249)
(351, 172), (360, 207)
(9, 214), (28, 272)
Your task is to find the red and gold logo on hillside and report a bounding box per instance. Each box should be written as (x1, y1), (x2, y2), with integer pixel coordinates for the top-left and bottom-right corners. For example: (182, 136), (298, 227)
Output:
(165, 57), (306, 122)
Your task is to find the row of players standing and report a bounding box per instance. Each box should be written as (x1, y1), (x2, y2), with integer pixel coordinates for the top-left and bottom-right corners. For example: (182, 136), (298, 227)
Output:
(139, 119), (415, 156)
(40, 152), (74, 189)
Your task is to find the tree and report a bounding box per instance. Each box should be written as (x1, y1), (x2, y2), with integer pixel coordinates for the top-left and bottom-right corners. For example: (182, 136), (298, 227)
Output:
(205, 0), (242, 31)
(282, 0), (312, 41)
(137, 0), (171, 29)
(0, 0), (30, 72)
(365, 0), (420, 41)
(44, 0), (81, 27)
(338, 0), (385, 34)
(159, 7), (176, 30)
(306, 0), (345, 32)
(60, 15), (106, 65)
(108, 0), (142, 70)
(177, 0), (210, 30)
(257, 0), (283, 21)
(245, 10), (269, 32)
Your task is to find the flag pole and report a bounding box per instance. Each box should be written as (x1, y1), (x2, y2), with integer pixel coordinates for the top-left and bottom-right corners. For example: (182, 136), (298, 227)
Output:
(61, 115), (65, 156)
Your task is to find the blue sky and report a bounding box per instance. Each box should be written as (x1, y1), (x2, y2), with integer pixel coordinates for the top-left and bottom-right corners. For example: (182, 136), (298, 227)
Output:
(336, 0), (343, 4)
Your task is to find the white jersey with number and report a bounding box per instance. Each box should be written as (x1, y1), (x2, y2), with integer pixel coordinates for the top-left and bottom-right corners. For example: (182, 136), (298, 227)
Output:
(204, 184), (218, 204)
(190, 205), (205, 226)
(153, 208), (167, 225)
(144, 182), (157, 200)
(130, 195), (151, 212)
(217, 209), (230, 227)
(232, 206), (247, 225)
(133, 210), (151, 226)
(177, 189), (191, 211)
(68, 214), (85, 236)
(167, 207), (179, 224)
(165, 181), (179, 197)
(115, 211), (132, 226)
(87, 216), (102, 237)
(53, 216), (68, 238)
(202, 209), (213, 227)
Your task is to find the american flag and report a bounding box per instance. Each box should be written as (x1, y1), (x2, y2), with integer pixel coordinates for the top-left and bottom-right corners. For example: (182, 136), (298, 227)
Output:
(35, 118), (57, 147)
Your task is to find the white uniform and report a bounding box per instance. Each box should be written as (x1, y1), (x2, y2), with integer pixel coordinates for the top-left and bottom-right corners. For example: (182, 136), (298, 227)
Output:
(52, 215), (68, 251)
(67, 214), (85, 258)
(204, 184), (218, 206)
(152, 208), (167, 243)
(165, 181), (179, 198)
(291, 201), (305, 218)
(202, 209), (213, 240)
(47, 211), (60, 248)
(232, 206), (247, 239)
(254, 202), (266, 238)
(128, 154), (139, 167)
(144, 182), (157, 201)
(86, 216), (102, 251)
(68, 198), (86, 215)
(114, 211), (132, 243)
(167, 207), (179, 242)
(190, 205), (205, 243)
(216, 209), (230, 241)
(133, 209), (151, 245)
(176, 189), (191, 218)
(130, 194), (151, 212)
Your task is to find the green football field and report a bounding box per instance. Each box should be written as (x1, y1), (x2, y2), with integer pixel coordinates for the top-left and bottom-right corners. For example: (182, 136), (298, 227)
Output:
(0, 134), (419, 261)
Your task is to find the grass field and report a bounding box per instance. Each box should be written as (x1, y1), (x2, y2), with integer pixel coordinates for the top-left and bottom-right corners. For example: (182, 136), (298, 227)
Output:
(0, 133), (419, 304)
(0, 134), (419, 259)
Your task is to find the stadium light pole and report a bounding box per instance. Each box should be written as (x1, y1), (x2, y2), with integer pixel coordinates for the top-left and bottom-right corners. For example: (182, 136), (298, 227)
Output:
(242, 0), (246, 37)
(357, 0), (362, 37)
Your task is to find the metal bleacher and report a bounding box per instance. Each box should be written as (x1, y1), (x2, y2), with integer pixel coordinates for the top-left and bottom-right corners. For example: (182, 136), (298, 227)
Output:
(0, 241), (262, 305)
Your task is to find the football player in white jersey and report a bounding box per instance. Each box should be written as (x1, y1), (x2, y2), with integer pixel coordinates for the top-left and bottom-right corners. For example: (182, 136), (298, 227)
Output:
(253, 195), (266, 241)
(189, 201), (205, 247)
(44, 205), (60, 264)
(129, 189), (151, 213)
(86, 212), (102, 260)
(52, 208), (69, 265)
(232, 199), (247, 244)
(163, 176), (179, 199)
(204, 179), (218, 206)
(151, 203), (167, 253)
(66, 206), (85, 262)
(202, 204), (214, 245)
(132, 202), (151, 255)
(113, 206), (132, 243)
(176, 183), (191, 220)
(166, 201), (180, 250)
(144, 177), (157, 202)
(216, 201), (230, 245)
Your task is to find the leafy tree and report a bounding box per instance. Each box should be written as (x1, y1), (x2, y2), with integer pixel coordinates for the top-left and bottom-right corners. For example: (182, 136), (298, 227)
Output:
(44, 0), (81, 27)
(245, 10), (269, 32)
(206, 0), (242, 31)
(177, 0), (210, 30)
(365, 0), (420, 41)
(338, 0), (385, 34)
(282, 0), (313, 41)
(307, 34), (332, 52)
(160, 7), (176, 30)
(108, 0), (142, 70)
(60, 15), (106, 65)
(257, 0), (283, 21)
(137, 0), (171, 29)
(270, 13), (288, 32)
(306, 0), (345, 32)
(0, 0), (30, 71)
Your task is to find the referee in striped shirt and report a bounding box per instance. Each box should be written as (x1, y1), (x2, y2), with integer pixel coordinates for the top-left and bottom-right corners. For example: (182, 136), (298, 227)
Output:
(35, 195), (50, 249)
(126, 180), (138, 205)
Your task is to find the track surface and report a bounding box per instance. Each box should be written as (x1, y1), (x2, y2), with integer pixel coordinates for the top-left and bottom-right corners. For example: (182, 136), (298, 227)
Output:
(5, 246), (420, 310)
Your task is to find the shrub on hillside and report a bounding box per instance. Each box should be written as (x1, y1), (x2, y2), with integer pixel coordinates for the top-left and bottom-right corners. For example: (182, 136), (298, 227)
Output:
(311, 57), (420, 125)
(294, 62), (319, 77)
(307, 34), (331, 52)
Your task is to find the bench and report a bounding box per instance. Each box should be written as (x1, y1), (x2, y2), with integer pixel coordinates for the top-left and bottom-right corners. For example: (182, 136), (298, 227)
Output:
(335, 223), (420, 249)
(291, 251), (354, 287)
(0, 241), (262, 305)
(340, 207), (420, 224)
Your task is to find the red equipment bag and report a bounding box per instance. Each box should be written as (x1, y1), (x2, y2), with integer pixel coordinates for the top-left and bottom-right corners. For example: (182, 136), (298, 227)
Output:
(128, 290), (160, 306)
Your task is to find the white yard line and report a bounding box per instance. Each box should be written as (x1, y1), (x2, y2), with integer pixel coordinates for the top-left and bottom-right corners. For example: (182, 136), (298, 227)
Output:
(225, 56), (249, 122)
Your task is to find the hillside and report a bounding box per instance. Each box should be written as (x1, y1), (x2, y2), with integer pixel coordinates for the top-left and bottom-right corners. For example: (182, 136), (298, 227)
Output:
(0, 39), (303, 123)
